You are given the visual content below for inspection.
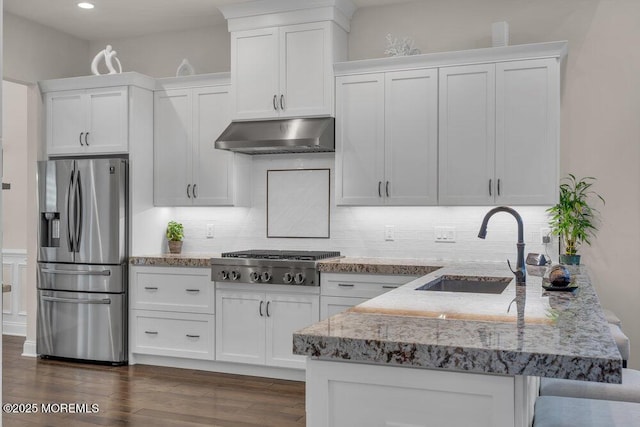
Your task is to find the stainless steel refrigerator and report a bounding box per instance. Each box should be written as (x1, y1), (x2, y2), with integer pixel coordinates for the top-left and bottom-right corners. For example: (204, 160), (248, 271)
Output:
(37, 158), (128, 364)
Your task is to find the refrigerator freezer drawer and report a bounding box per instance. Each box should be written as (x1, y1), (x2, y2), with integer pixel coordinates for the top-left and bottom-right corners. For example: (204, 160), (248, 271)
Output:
(38, 263), (125, 293)
(37, 290), (127, 363)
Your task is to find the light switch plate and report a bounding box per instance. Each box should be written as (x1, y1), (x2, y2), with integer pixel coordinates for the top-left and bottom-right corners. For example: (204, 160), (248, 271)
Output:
(206, 224), (215, 239)
(435, 226), (456, 243)
(384, 225), (395, 241)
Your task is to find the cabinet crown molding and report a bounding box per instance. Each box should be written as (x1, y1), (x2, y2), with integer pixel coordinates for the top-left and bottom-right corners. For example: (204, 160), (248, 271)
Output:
(220, 0), (356, 32)
(335, 41), (568, 76)
(155, 72), (231, 90)
(39, 71), (156, 93)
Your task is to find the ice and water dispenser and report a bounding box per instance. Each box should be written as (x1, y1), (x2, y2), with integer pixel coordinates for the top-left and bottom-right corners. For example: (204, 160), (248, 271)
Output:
(40, 212), (60, 247)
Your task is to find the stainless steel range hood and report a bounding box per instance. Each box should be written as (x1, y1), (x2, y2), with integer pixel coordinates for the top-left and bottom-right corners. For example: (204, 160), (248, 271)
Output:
(215, 117), (334, 155)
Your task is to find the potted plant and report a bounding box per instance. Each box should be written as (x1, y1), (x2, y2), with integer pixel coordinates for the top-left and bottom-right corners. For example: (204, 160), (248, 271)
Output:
(547, 174), (604, 265)
(166, 221), (184, 254)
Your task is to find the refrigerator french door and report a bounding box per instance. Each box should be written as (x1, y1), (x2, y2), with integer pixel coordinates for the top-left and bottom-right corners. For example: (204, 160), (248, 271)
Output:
(37, 158), (128, 364)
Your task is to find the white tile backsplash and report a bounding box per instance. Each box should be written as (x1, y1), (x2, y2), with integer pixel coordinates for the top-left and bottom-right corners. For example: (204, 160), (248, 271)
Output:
(154, 155), (556, 262)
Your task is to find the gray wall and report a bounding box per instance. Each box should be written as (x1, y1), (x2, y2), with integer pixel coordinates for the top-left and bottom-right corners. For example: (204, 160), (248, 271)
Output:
(3, 12), (89, 83)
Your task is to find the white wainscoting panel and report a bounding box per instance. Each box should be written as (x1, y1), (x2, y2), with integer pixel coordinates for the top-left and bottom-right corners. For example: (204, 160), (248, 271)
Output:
(3, 250), (27, 336)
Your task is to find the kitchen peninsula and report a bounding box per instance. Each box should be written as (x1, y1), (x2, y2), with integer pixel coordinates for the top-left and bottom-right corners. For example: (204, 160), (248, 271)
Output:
(294, 262), (621, 427)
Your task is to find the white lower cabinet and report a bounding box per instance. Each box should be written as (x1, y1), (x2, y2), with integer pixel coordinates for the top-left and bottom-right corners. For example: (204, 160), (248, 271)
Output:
(320, 272), (417, 320)
(130, 266), (214, 360)
(216, 283), (319, 369)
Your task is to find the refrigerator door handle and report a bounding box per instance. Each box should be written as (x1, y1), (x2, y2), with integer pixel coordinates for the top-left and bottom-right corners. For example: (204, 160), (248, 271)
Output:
(66, 168), (76, 252)
(41, 268), (112, 276)
(74, 170), (83, 252)
(42, 296), (112, 305)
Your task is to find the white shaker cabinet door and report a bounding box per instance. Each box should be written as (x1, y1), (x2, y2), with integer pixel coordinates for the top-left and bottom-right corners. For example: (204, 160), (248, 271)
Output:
(439, 64), (496, 205)
(335, 74), (385, 205)
(153, 89), (192, 206)
(191, 86), (234, 206)
(384, 69), (438, 205)
(265, 292), (319, 369)
(85, 86), (128, 154)
(279, 22), (332, 118)
(215, 289), (266, 365)
(495, 58), (559, 205)
(46, 90), (85, 155)
(231, 28), (279, 120)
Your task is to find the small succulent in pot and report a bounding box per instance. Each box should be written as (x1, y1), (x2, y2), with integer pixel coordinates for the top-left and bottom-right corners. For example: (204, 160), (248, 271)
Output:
(166, 221), (184, 254)
(546, 174), (604, 265)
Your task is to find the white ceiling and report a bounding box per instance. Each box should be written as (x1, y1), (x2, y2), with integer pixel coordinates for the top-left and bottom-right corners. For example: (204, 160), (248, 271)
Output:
(4, 0), (414, 41)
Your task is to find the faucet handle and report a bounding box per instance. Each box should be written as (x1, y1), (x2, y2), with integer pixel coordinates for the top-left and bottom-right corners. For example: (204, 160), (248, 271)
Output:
(507, 259), (515, 274)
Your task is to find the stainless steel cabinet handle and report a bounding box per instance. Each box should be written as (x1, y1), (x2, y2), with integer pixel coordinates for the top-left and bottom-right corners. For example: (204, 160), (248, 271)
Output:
(386, 181), (390, 198)
(489, 179), (492, 196)
(378, 181), (382, 197)
(193, 184), (197, 199)
(382, 285), (398, 289)
(42, 296), (111, 305)
(497, 179), (501, 196)
(273, 95), (278, 111)
(280, 95), (285, 110)
(144, 286), (158, 291)
(266, 301), (271, 317)
(338, 283), (355, 287)
(187, 184), (191, 198)
(41, 268), (111, 276)
(186, 334), (200, 338)
(84, 132), (89, 146)
(259, 300), (264, 316)
(79, 132), (84, 146)
(145, 331), (158, 335)
(185, 289), (200, 293)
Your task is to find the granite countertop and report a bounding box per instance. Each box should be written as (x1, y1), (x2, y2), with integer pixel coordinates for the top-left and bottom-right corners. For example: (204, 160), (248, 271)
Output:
(294, 262), (622, 383)
(129, 253), (220, 268)
(318, 257), (443, 276)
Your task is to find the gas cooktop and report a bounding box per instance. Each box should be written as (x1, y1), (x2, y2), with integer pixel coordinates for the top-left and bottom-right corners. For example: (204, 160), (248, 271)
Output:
(212, 249), (341, 286)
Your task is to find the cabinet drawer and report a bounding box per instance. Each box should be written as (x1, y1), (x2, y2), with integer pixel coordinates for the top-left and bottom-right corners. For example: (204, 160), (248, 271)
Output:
(320, 296), (368, 320)
(131, 267), (214, 314)
(131, 310), (214, 360)
(321, 273), (417, 298)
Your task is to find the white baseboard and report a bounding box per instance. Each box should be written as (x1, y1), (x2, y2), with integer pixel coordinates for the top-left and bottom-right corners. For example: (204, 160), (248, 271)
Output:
(3, 321), (26, 337)
(22, 340), (37, 358)
(131, 353), (306, 382)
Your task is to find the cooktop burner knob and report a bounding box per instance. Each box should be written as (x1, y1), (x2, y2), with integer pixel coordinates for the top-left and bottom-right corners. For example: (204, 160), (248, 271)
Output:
(283, 272), (294, 284)
(221, 270), (229, 280)
(250, 272), (260, 282)
(261, 272), (272, 282)
(294, 273), (306, 285)
(231, 271), (241, 281)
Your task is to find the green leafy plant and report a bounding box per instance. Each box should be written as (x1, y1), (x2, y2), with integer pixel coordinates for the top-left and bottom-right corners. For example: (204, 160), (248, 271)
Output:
(166, 221), (184, 242)
(547, 174), (604, 256)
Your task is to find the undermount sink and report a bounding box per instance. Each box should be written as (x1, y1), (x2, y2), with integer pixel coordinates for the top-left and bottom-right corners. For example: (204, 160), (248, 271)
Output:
(415, 275), (511, 294)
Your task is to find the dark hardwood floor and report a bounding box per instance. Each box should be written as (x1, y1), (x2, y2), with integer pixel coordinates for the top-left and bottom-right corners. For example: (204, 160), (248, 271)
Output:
(2, 335), (306, 426)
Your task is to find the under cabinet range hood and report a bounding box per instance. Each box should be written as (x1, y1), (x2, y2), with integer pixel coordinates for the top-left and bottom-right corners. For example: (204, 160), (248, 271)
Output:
(215, 117), (334, 154)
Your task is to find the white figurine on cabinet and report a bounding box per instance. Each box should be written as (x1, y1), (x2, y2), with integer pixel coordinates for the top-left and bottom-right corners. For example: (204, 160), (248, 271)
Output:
(91, 45), (123, 75)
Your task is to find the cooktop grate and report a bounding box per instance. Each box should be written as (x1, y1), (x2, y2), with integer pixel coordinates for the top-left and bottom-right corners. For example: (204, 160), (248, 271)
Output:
(221, 250), (341, 261)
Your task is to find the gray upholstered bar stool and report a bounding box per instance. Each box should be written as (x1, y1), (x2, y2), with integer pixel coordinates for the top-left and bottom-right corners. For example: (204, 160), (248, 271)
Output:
(533, 396), (640, 426)
(609, 323), (630, 368)
(540, 369), (640, 403)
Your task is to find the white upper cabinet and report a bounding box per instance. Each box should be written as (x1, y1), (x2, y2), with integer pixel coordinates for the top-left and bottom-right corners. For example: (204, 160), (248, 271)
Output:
(438, 64), (496, 205)
(46, 86), (128, 155)
(495, 59), (559, 205)
(231, 21), (345, 120)
(336, 69), (438, 206)
(154, 76), (250, 207)
(439, 58), (559, 205)
(335, 73), (385, 205)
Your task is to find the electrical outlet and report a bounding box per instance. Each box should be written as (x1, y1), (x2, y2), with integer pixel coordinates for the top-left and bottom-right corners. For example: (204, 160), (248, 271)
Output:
(206, 224), (215, 239)
(435, 226), (456, 243)
(541, 228), (551, 244)
(384, 225), (395, 241)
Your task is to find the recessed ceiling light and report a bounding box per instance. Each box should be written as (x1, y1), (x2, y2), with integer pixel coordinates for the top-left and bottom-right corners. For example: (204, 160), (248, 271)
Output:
(77, 2), (95, 9)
